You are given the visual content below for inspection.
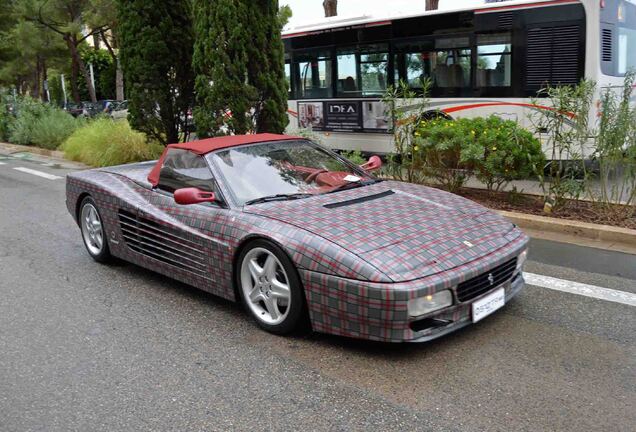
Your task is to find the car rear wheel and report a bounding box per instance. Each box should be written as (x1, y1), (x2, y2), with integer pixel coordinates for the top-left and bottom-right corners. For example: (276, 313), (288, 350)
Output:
(237, 240), (307, 334)
(79, 196), (112, 263)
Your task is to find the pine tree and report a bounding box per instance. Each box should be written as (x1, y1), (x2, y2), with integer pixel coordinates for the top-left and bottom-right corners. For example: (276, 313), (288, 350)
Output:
(117, 0), (194, 144)
(192, 0), (288, 137)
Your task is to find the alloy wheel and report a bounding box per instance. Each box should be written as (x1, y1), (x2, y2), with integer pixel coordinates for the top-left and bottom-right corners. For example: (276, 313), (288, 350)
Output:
(240, 247), (292, 325)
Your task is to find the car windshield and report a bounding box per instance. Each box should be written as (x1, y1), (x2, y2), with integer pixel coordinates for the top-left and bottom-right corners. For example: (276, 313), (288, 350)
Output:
(207, 140), (376, 205)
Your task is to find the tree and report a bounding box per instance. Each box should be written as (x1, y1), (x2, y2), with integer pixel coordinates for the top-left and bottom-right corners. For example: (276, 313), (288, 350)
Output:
(192, 0), (289, 137)
(117, 0), (195, 144)
(86, 0), (124, 100)
(0, 2), (68, 99)
(24, 0), (110, 103)
(246, 1), (289, 133)
(425, 0), (439, 11)
(323, 0), (337, 17)
(192, 0), (255, 137)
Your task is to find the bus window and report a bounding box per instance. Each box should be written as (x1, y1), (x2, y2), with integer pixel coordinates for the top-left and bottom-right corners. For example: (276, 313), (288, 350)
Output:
(284, 61), (292, 95)
(618, 27), (636, 75)
(336, 45), (388, 97)
(477, 33), (512, 87)
(294, 50), (333, 99)
(398, 37), (471, 90)
(433, 37), (471, 88)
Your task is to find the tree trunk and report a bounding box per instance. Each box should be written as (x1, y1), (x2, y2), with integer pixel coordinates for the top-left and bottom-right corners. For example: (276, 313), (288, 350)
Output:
(102, 31), (125, 101)
(31, 56), (41, 99)
(323, 0), (337, 17)
(92, 33), (101, 50)
(425, 0), (439, 10)
(115, 58), (124, 101)
(67, 34), (97, 103)
(41, 58), (48, 102)
(70, 51), (81, 103)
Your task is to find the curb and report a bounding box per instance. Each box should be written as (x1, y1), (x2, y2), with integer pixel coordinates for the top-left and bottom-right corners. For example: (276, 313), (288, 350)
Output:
(498, 210), (636, 252)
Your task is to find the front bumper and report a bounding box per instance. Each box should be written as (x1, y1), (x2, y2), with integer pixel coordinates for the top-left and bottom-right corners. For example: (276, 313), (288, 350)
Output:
(408, 273), (524, 343)
(299, 236), (528, 343)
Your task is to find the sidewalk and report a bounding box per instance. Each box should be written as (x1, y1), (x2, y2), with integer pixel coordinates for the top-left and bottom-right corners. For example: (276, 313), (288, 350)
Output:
(0, 142), (87, 169)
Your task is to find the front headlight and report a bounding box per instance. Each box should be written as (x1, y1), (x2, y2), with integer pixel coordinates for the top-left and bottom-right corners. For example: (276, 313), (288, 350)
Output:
(516, 249), (528, 272)
(408, 290), (453, 317)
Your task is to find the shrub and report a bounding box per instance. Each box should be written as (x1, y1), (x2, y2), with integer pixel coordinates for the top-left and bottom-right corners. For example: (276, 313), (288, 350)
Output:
(413, 116), (544, 192)
(461, 116), (545, 191)
(382, 79), (432, 184)
(61, 118), (164, 167)
(341, 150), (366, 166)
(0, 91), (12, 142)
(8, 97), (51, 145)
(412, 118), (473, 192)
(31, 109), (83, 150)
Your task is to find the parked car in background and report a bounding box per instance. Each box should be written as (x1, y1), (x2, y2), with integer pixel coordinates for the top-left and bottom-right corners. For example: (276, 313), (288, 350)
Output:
(109, 100), (128, 120)
(63, 102), (84, 117)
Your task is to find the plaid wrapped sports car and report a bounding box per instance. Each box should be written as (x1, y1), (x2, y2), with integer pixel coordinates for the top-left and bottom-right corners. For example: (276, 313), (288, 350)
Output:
(66, 133), (528, 342)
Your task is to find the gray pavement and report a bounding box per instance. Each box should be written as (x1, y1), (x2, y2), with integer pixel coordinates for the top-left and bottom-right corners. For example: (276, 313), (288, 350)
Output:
(0, 154), (634, 432)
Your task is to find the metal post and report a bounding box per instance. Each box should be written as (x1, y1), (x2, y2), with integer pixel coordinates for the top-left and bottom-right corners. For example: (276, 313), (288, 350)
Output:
(60, 74), (67, 106)
(89, 63), (96, 98)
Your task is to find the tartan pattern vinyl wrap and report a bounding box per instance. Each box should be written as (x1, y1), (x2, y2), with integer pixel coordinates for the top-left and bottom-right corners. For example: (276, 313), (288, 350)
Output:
(66, 158), (528, 343)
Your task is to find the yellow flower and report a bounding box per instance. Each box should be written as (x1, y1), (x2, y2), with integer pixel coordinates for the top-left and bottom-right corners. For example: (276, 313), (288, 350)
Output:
(414, 146), (419, 151)
(492, 146), (497, 151)
(471, 130), (475, 135)
(414, 131), (420, 136)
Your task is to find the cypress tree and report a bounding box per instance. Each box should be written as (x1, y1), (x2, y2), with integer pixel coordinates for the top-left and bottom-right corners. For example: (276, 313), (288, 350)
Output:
(192, 0), (255, 137)
(247, 0), (289, 133)
(193, 0), (289, 137)
(117, 0), (195, 144)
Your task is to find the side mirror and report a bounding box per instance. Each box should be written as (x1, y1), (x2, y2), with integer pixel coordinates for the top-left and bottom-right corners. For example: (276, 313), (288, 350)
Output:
(174, 187), (217, 205)
(360, 155), (382, 172)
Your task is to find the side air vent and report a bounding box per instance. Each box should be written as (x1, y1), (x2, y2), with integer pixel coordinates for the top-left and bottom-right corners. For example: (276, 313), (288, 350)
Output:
(526, 25), (581, 90)
(497, 12), (513, 29)
(601, 28), (613, 62)
(118, 209), (209, 278)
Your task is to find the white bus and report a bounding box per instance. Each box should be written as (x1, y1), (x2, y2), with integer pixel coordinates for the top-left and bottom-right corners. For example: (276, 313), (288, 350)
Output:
(282, 0), (636, 154)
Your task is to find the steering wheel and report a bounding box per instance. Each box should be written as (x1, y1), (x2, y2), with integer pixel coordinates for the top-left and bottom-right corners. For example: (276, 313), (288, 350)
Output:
(305, 169), (329, 184)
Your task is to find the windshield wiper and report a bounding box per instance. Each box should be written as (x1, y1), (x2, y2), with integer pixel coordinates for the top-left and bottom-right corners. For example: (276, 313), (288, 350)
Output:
(327, 179), (382, 194)
(245, 193), (313, 206)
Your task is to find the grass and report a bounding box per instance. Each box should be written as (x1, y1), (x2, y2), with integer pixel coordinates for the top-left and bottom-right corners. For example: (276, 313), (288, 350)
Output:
(61, 118), (164, 167)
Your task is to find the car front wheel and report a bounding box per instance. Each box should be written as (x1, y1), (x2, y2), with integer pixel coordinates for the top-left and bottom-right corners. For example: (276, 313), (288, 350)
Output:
(79, 196), (112, 263)
(237, 240), (307, 335)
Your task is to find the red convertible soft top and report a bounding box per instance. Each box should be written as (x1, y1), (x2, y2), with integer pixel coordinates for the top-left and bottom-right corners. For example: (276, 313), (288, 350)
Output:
(148, 133), (301, 187)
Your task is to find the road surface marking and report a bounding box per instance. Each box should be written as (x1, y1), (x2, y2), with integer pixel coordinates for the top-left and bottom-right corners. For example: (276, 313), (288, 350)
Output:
(12, 167), (62, 180)
(524, 272), (636, 307)
(0, 161), (5, 165)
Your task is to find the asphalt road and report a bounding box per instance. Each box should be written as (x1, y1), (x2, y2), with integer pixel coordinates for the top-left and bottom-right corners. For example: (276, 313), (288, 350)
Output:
(1, 153), (635, 432)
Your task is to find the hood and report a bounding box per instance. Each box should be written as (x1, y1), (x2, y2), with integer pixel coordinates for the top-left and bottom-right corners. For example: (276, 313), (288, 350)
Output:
(244, 181), (520, 282)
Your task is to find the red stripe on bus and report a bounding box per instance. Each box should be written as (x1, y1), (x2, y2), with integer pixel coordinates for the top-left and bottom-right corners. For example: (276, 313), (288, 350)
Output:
(476, 0), (580, 14)
(441, 102), (575, 118)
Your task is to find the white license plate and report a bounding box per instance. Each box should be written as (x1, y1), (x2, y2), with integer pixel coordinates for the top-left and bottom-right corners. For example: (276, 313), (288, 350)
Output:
(472, 287), (505, 323)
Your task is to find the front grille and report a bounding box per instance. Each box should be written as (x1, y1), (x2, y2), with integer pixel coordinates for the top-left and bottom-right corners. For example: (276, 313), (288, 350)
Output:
(118, 209), (209, 278)
(456, 258), (517, 302)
